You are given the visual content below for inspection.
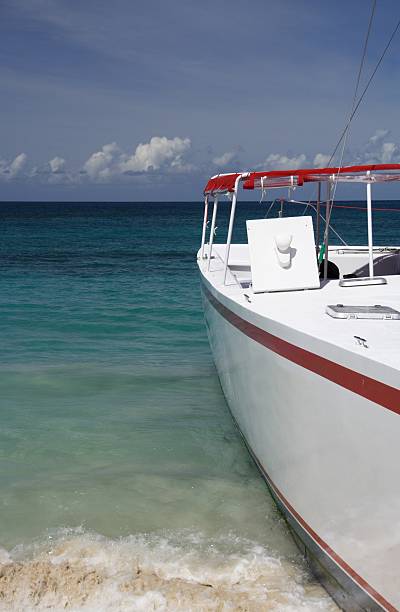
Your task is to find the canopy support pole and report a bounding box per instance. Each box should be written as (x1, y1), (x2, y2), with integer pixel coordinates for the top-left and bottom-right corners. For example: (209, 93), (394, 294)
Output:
(200, 195), (209, 259)
(207, 196), (218, 271)
(316, 182), (321, 259)
(339, 171), (386, 287)
(323, 180), (332, 280)
(366, 170), (374, 277)
(224, 176), (241, 285)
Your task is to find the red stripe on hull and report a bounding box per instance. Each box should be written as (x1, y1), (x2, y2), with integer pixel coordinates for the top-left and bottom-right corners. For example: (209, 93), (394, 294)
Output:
(203, 284), (400, 417)
(260, 461), (396, 611)
(202, 282), (399, 611)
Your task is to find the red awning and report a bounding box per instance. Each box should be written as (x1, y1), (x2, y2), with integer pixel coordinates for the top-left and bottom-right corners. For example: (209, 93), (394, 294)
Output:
(204, 164), (400, 195)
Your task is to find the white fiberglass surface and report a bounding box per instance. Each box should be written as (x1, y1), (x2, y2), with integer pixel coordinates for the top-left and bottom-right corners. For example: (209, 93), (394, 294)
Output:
(246, 217), (320, 293)
(203, 290), (400, 607)
(202, 248), (400, 377)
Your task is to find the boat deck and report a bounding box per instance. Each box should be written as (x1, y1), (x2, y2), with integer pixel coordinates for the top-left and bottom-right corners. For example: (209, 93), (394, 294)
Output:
(201, 244), (400, 386)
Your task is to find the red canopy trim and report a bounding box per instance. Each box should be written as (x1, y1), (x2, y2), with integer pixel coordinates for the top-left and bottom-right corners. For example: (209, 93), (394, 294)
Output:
(204, 164), (400, 195)
(204, 173), (242, 195)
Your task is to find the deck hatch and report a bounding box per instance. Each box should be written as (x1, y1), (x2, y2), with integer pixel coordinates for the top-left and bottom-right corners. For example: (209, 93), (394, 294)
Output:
(326, 304), (400, 319)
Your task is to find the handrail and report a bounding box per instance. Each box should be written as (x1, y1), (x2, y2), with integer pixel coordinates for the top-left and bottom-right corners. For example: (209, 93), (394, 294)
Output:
(200, 195), (209, 259)
(207, 196), (218, 271)
(223, 175), (242, 285)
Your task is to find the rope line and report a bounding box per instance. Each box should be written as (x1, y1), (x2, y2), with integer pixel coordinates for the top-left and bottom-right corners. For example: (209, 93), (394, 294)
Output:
(328, 0), (377, 167)
(322, 3), (400, 260)
(330, 7), (400, 168)
(288, 200), (400, 213)
(326, 0), (377, 248)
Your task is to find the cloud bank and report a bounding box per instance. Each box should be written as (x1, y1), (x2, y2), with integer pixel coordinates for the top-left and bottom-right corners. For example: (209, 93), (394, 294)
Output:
(257, 153), (307, 171)
(1, 130), (400, 190)
(83, 137), (192, 181)
(0, 153), (28, 179)
(213, 151), (238, 168)
(119, 136), (191, 174)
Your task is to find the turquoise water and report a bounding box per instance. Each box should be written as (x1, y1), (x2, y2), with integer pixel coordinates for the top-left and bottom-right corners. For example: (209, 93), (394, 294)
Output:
(0, 201), (397, 610)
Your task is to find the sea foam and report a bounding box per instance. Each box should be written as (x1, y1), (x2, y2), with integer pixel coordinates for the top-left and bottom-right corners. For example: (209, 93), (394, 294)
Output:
(0, 528), (337, 611)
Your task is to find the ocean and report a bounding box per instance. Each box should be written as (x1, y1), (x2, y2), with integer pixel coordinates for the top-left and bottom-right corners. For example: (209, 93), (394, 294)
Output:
(0, 200), (398, 611)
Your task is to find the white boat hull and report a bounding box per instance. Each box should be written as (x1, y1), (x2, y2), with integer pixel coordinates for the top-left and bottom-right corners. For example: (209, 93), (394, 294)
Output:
(201, 276), (400, 611)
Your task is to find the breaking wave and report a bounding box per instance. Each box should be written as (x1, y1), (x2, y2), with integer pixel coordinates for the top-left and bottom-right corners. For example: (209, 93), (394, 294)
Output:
(0, 528), (337, 611)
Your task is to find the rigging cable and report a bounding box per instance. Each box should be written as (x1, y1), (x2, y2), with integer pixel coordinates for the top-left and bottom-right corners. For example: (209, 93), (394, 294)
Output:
(329, 11), (400, 170)
(328, 0), (377, 168)
(327, 0), (376, 232)
(323, 2), (400, 262)
(289, 199), (348, 245)
(322, 0), (376, 262)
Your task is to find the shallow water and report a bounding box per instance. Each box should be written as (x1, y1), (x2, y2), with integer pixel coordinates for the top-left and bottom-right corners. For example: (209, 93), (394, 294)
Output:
(0, 200), (397, 609)
(0, 529), (338, 611)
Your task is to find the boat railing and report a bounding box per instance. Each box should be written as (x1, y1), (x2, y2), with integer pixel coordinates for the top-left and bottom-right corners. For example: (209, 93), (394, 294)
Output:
(200, 164), (400, 288)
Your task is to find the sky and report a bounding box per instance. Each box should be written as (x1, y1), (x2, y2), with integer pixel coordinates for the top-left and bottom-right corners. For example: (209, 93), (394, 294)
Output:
(1, 0), (400, 201)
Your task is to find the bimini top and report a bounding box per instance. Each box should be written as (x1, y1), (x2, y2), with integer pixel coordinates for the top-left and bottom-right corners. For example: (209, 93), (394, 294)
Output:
(204, 163), (400, 195)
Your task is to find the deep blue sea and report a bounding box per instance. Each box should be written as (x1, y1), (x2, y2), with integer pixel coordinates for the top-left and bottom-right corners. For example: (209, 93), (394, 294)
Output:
(0, 200), (398, 610)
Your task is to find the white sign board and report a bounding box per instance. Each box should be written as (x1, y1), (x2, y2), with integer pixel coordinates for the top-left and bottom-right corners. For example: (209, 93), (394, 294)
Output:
(246, 216), (320, 293)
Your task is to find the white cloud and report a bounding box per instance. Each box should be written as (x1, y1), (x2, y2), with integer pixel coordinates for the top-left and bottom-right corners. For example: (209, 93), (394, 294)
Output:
(119, 136), (191, 173)
(258, 152), (307, 170)
(0, 136), (193, 186)
(9, 153), (27, 176)
(4, 128), (398, 190)
(368, 129), (390, 146)
(312, 130), (400, 168)
(0, 153), (28, 180)
(82, 137), (192, 181)
(27, 156), (72, 184)
(380, 142), (399, 163)
(313, 153), (331, 167)
(83, 142), (120, 180)
(213, 151), (237, 167)
(362, 129), (400, 164)
(49, 156), (66, 173)
(259, 131), (400, 173)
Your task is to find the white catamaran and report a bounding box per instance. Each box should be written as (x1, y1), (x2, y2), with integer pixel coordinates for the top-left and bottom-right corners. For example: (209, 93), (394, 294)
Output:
(198, 164), (400, 611)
